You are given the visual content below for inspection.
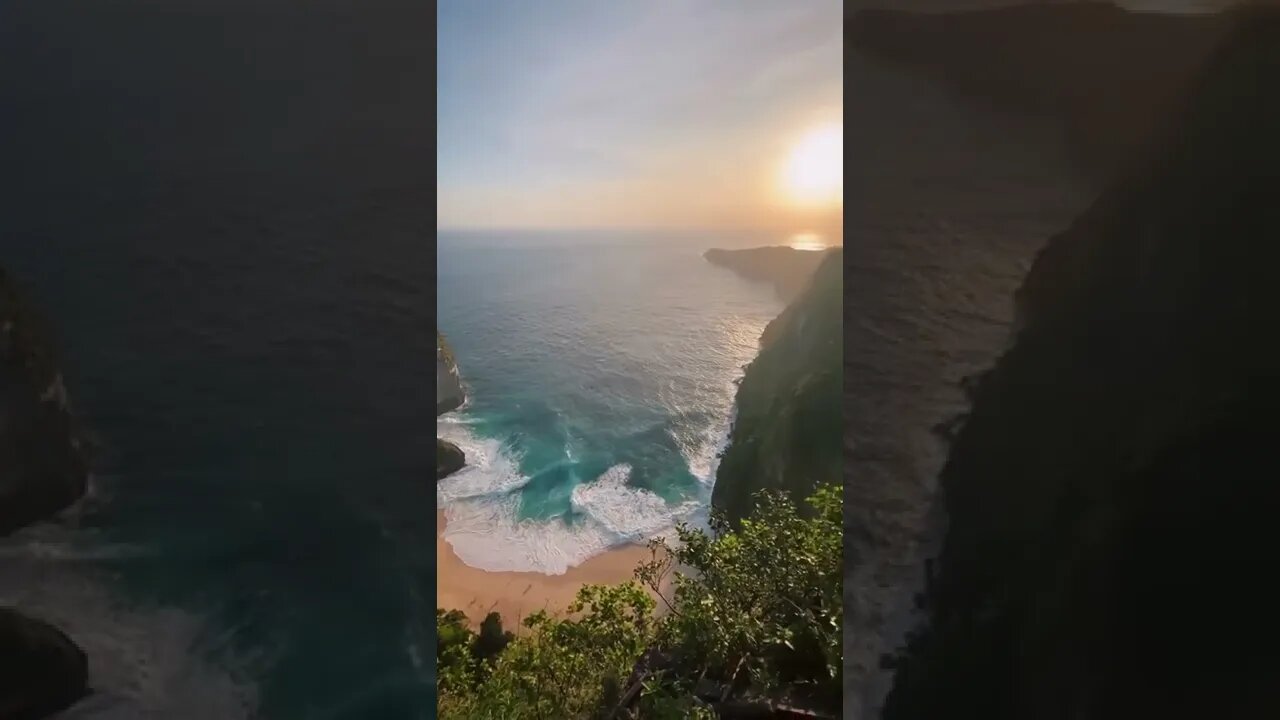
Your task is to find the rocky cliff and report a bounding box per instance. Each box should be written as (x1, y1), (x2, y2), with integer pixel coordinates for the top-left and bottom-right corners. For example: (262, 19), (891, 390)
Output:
(848, 2), (1231, 181)
(882, 8), (1280, 719)
(436, 331), (465, 480)
(704, 246), (830, 303)
(436, 330), (464, 416)
(0, 266), (91, 717)
(711, 249), (842, 522)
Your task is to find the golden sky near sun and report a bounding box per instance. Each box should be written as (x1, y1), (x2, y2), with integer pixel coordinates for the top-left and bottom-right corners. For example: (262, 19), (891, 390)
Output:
(437, 115), (844, 235)
(780, 123), (844, 209)
(438, 2), (843, 236)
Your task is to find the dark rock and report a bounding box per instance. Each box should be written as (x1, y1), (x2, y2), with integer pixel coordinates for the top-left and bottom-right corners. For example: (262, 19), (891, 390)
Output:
(0, 608), (89, 720)
(436, 438), (465, 481)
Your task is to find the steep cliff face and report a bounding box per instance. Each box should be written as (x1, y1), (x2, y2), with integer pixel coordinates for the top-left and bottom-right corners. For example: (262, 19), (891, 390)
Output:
(848, 2), (1229, 181)
(0, 266), (87, 536)
(436, 331), (464, 416)
(711, 249), (842, 522)
(883, 9), (1280, 719)
(703, 246), (829, 303)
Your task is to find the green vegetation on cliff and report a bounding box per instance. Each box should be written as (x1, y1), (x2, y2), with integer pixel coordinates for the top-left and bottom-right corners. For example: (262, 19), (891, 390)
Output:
(437, 485), (842, 719)
(711, 248), (842, 523)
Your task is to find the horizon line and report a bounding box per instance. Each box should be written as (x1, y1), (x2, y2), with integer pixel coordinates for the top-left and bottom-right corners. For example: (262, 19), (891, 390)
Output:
(436, 224), (844, 235)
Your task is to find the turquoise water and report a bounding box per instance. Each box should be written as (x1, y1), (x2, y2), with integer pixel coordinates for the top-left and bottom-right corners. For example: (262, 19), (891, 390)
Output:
(436, 230), (784, 574)
(0, 225), (784, 719)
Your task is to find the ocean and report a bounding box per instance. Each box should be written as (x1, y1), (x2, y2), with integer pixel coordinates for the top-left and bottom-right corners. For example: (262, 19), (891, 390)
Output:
(436, 230), (791, 575)
(0, 196), (437, 719)
(0, 223), (807, 719)
(1, 1), (438, 716)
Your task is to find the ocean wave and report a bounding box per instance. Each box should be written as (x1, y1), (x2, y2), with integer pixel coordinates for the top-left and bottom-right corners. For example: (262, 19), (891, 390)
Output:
(435, 420), (531, 502)
(441, 493), (619, 575)
(681, 401), (737, 485)
(570, 464), (700, 542)
(437, 382), (737, 573)
(438, 449), (705, 575)
(0, 531), (259, 720)
(0, 539), (151, 563)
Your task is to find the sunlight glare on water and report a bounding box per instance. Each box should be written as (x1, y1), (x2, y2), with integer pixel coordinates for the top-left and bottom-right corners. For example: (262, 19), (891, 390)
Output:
(788, 232), (829, 251)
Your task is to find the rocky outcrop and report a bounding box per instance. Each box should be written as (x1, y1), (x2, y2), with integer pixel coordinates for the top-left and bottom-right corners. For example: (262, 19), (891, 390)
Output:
(436, 331), (464, 416)
(711, 249), (842, 522)
(848, 2), (1230, 181)
(1, 266), (87, 536)
(0, 609), (89, 720)
(436, 331), (465, 480)
(1, 266), (91, 718)
(436, 438), (464, 481)
(704, 246), (829, 303)
(883, 8), (1280, 719)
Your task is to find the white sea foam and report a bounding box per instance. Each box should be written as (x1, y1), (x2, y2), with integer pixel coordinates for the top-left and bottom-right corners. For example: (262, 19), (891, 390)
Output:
(442, 493), (619, 575)
(437, 390), (735, 575)
(437, 431), (705, 574)
(0, 531), (149, 563)
(570, 464), (700, 542)
(685, 401), (737, 485)
(0, 530), (259, 720)
(435, 420), (530, 503)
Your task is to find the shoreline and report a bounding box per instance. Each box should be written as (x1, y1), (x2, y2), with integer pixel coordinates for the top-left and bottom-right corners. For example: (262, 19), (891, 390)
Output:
(436, 510), (659, 628)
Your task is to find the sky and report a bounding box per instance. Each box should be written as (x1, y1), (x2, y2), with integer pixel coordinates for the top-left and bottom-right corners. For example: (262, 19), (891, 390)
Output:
(437, 0), (843, 234)
(852, 1), (1243, 12)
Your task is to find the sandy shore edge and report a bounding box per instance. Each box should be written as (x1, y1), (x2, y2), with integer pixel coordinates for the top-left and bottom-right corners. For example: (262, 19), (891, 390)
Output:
(436, 510), (658, 629)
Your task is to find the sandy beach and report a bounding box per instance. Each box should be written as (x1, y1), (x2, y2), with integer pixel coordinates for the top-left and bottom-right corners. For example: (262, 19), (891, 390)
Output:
(436, 511), (660, 628)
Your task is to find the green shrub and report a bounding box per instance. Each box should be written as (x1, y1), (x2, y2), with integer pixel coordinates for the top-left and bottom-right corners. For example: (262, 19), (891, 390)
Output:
(437, 484), (842, 719)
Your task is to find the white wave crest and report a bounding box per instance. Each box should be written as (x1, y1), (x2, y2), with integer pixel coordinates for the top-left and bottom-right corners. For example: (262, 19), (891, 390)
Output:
(441, 459), (704, 575)
(0, 533), (151, 563)
(442, 493), (620, 575)
(570, 464), (700, 542)
(435, 420), (530, 503)
(684, 401), (737, 485)
(436, 387), (738, 575)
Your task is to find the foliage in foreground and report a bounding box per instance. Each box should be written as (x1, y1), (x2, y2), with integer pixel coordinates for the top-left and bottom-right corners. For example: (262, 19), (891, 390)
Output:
(436, 484), (842, 719)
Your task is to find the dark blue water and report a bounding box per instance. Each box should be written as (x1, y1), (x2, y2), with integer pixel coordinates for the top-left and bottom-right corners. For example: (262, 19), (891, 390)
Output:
(1, 1), (436, 716)
(436, 230), (786, 574)
(0, 191), (435, 718)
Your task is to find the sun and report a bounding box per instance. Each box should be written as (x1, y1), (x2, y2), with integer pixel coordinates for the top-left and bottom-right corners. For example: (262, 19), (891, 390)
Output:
(779, 123), (843, 207)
